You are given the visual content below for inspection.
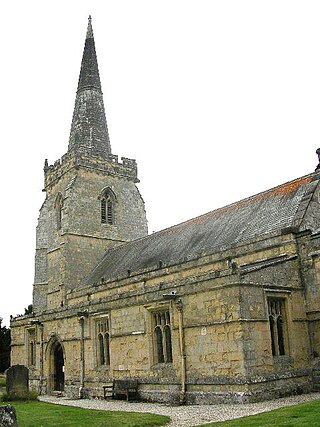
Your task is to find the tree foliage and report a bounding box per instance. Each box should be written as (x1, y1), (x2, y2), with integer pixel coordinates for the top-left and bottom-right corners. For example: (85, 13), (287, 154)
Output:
(0, 318), (11, 372)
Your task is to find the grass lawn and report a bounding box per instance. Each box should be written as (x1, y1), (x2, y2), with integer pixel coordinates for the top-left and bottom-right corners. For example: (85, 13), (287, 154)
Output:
(195, 399), (320, 427)
(0, 401), (170, 427)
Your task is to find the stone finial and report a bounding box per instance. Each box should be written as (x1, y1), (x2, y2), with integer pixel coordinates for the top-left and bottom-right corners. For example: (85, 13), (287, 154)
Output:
(316, 148), (320, 171)
(86, 15), (93, 39)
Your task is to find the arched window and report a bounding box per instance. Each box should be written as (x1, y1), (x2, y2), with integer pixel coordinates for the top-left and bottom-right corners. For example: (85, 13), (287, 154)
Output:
(268, 297), (287, 356)
(100, 188), (116, 225)
(55, 193), (63, 230)
(153, 310), (173, 364)
(96, 317), (111, 366)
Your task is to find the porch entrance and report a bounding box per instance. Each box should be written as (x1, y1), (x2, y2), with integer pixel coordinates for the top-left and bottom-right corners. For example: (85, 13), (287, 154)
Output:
(52, 341), (64, 391)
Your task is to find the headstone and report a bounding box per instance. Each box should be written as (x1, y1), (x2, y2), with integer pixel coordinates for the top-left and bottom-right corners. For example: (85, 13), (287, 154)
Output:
(0, 405), (18, 427)
(6, 365), (29, 396)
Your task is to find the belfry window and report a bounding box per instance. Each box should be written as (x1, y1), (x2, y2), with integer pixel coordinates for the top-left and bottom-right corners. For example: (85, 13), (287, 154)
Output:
(96, 318), (111, 366)
(268, 297), (287, 356)
(100, 189), (116, 225)
(153, 310), (173, 364)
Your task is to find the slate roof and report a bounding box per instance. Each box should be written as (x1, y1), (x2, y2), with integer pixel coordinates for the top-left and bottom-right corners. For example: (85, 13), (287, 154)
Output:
(87, 173), (319, 285)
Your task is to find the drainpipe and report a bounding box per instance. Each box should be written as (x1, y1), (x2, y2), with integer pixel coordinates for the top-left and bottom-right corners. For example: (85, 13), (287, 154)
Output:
(39, 323), (44, 394)
(78, 316), (85, 398)
(176, 299), (186, 404)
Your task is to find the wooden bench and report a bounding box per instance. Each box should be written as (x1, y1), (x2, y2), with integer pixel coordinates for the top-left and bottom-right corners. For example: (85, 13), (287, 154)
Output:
(103, 379), (138, 401)
(103, 382), (114, 399)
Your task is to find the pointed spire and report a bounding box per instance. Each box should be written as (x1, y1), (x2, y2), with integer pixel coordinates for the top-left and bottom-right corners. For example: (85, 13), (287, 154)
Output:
(86, 15), (93, 38)
(68, 16), (112, 158)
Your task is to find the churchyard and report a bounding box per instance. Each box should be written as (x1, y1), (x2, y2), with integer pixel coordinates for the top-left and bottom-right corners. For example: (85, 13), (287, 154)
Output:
(1, 369), (320, 426)
(0, 399), (319, 426)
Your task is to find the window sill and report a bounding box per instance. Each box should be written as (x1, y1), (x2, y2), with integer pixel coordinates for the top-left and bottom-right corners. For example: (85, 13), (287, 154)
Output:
(96, 364), (111, 371)
(151, 362), (173, 370)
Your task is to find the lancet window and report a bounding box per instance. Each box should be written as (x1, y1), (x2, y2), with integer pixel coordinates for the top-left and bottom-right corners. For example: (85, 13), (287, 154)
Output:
(100, 188), (116, 225)
(96, 317), (110, 366)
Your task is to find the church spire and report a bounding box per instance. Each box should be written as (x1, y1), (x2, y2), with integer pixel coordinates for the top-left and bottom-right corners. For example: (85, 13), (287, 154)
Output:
(68, 16), (112, 158)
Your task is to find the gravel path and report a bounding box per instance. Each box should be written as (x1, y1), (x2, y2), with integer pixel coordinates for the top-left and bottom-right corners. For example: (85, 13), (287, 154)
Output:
(39, 392), (320, 426)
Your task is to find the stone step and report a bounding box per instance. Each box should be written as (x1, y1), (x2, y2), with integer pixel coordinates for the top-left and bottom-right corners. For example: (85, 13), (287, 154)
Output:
(51, 391), (64, 397)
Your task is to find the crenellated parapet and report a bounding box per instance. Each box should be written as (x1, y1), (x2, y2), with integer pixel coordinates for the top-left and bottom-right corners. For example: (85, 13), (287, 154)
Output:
(44, 151), (138, 190)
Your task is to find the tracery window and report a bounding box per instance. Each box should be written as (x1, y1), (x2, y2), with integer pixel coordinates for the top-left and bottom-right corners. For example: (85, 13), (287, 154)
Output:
(100, 188), (116, 225)
(153, 310), (173, 364)
(27, 328), (36, 367)
(268, 297), (287, 356)
(96, 317), (110, 366)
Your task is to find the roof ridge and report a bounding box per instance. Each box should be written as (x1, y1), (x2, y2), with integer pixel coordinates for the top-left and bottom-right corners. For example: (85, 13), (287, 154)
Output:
(146, 172), (315, 238)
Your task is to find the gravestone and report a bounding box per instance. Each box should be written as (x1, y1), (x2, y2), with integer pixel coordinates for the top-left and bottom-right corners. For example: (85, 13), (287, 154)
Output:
(0, 405), (18, 426)
(6, 365), (29, 396)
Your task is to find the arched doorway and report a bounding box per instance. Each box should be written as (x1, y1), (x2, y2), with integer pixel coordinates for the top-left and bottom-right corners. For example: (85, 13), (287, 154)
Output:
(50, 341), (65, 391)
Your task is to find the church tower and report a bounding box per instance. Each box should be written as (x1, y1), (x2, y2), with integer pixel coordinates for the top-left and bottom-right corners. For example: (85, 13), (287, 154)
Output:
(33, 17), (148, 312)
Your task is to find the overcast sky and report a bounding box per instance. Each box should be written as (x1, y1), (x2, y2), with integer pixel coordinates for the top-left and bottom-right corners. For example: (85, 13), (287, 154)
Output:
(1, 1), (320, 326)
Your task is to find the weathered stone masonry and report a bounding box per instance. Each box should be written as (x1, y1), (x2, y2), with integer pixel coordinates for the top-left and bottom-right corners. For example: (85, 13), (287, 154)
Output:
(10, 16), (320, 404)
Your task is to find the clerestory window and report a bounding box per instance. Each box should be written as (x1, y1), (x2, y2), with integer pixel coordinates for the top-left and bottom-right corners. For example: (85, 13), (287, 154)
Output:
(268, 297), (287, 356)
(153, 310), (173, 364)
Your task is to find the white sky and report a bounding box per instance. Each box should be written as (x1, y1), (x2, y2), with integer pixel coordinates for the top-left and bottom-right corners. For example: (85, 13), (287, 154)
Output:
(1, 1), (320, 327)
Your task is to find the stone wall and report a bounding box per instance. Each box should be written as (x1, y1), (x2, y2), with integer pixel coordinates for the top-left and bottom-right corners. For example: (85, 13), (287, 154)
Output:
(11, 228), (316, 403)
(32, 151), (148, 312)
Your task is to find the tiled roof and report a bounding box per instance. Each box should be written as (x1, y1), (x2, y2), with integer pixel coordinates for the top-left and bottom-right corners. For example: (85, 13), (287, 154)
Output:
(87, 173), (319, 284)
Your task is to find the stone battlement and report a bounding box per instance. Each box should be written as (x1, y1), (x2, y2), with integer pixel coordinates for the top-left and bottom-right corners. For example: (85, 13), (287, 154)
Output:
(44, 151), (138, 190)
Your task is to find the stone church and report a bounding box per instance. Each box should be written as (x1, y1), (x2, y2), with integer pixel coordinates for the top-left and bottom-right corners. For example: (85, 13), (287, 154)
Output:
(10, 17), (320, 404)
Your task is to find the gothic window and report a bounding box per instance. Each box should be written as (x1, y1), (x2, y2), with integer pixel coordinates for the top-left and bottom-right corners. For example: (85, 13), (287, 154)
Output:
(153, 310), (173, 364)
(268, 297), (287, 356)
(55, 193), (63, 230)
(100, 188), (116, 225)
(96, 317), (111, 366)
(27, 329), (36, 367)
